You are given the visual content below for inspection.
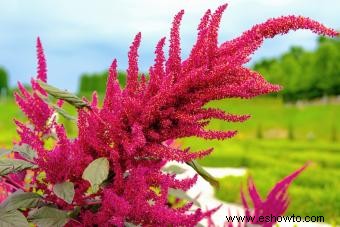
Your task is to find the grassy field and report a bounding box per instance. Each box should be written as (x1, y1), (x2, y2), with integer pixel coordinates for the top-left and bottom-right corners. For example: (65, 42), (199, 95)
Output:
(180, 98), (340, 224)
(0, 98), (23, 146)
(181, 138), (340, 223)
(204, 98), (340, 142)
(0, 98), (77, 146)
(1, 97), (340, 223)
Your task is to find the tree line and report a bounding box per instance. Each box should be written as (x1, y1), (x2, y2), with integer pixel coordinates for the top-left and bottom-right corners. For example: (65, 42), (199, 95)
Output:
(79, 71), (127, 95)
(253, 37), (340, 102)
(0, 67), (9, 94)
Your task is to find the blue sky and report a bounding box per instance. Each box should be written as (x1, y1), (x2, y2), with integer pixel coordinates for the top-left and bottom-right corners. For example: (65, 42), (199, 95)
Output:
(0, 0), (339, 92)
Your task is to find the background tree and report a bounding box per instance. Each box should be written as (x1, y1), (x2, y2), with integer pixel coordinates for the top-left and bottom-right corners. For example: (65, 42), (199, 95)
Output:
(78, 70), (128, 94)
(0, 67), (9, 94)
(253, 37), (340, 102)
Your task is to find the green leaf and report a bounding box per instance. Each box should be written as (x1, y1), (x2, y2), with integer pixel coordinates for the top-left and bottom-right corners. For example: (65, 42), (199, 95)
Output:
(168, 188), (201, 207)
(0, 190), (43, 211)
(124, 221), (140, 227)
(186, 160), (219, 188)
(0, 148), (11, 157)
(0, 159), (36, 176)
(53, 182), (75, 204)
(82, 157), (109, 192)
(68, 206), (81, 219)
(0, 209), (29, 227)
(28, 207), (70, 227)
(52, 104), (77, 121)
(38, 81), (89, 109)
(13, 144), (36, 161)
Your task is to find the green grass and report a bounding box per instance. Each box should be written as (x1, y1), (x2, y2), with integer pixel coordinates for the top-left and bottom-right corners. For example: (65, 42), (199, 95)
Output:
(205, 97), (340, 141)
(1, 96), (340, 223)
(0, 99), (22, 146)
(0, 98), (78, 146)
(179, 97), (340, 223)
(181, 138), (340, 223)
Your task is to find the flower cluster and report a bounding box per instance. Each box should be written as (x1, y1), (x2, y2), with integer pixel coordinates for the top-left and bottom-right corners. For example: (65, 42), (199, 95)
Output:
(0, 4), (337, 227)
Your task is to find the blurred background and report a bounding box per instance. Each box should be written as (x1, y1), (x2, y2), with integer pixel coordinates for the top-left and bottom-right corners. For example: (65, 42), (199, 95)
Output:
(0, 0), (339, 224)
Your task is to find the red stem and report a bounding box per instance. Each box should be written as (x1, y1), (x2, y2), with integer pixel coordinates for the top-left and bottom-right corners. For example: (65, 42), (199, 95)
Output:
(84, 200), (101, 206)
(2, 181), (17, 190)
(2, 175), (25, 191)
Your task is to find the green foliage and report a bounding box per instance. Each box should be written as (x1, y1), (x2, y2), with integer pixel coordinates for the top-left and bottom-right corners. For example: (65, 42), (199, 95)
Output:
(13, 144), (36, 161)
(0, 209), (29, 227)
(0, 67), (9, 93)
(253, 37), (340, 102)
(331, 125), (338, 142)
(53, 182), (75, 204)
(186, 160), (219, 188)
(256, 124), (263, 139)
(0, 191), (44, 227)
(0, 158), (36, 176)
(82, 157), (110, 193)
(204, 97), (340, 141)
(39, 81), (89, 108)
(78, 70), (127, 95)
(288, 123), (295, 141)
(0, 191), (43, 211)
(28, 206), (70, 227)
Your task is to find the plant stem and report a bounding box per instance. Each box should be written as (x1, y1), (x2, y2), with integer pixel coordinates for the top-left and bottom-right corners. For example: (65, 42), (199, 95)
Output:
(2, 175), (25, 191)
(2, 181), (17, 190)
(84, 200), (102, 206)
